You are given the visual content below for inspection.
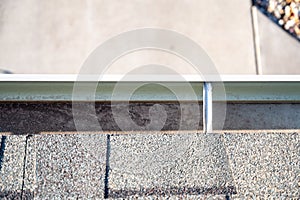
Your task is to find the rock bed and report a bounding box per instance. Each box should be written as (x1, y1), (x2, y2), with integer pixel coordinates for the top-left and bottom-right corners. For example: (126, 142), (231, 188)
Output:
(254, 0), (300, 40)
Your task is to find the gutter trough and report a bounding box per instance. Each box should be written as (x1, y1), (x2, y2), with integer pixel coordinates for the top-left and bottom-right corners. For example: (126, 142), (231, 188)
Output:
(0, 74), (299, 134)
(0, 74), (299, 102)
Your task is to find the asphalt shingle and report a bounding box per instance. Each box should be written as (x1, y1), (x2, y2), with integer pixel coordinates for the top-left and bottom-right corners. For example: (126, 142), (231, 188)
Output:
(108, 133), (235, 199)
(224, 132), (300, 198)
(0, 135), (31, 199)
(0, 132), (299, 199)
(34, 134), (107, 199)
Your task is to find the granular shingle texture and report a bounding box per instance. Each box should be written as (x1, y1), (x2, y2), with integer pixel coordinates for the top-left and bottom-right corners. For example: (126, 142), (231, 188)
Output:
(0, 131), (299, 199)
(108, 133), (235, 199)
(0, 135), (29, 199)
(224, 132), (300, 198)
(35, 134), (107, 199)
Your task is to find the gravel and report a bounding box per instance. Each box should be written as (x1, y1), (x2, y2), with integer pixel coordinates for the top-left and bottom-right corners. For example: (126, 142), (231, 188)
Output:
(254, 0), (300, 40)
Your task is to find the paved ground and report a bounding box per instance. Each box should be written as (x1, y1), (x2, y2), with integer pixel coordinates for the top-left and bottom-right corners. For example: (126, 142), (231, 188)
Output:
(1, 1), (299, 76)
(256, 10), (300, 74)
(0, 0), (299, 75)
(0, 131), (299, 199)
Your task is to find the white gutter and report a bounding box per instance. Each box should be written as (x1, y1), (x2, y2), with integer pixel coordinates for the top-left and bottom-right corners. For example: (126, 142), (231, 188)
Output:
(0, 74), (299, 82)
(0, 75), (299, 102)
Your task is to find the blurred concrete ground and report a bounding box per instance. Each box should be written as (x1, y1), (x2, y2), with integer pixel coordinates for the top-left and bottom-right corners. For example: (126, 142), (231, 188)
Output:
(0, 0), (300, 199)
(256, 10), (300, 74)
(1, 0), (255, 74)
(0, 1), (298, 75)
(1, 1), (299, 74)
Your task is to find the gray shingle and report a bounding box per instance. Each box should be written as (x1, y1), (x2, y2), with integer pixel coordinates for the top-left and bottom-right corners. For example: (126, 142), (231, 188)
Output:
(34, 134), (107, 199)
(108, 133), (235, 199)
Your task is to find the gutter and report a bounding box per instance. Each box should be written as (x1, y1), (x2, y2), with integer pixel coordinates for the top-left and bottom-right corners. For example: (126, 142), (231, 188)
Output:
(0, 75), (299, 102)
(0, 74), (299, 133)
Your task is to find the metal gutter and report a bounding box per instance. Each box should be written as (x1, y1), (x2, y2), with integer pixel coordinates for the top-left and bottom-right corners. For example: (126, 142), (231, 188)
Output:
(0, 74), (300, 82)
(0, 75), (299, 133)
(0, 74), (299, 102)
(0, 82), (202, 101)
(203, 82), (212, 133)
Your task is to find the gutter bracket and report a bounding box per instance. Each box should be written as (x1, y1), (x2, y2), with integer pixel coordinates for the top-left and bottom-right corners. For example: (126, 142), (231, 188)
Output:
(203, 82), (213, 133)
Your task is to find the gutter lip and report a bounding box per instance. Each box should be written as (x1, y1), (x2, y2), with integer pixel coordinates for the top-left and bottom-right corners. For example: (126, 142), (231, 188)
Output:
(0, 75), (300, 102)
(0, 74), (300, 82)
